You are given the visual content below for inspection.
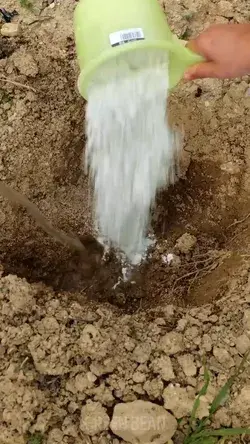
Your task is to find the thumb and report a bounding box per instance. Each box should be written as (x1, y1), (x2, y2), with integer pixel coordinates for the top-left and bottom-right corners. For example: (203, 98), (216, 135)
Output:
(184, 61), (222, 80)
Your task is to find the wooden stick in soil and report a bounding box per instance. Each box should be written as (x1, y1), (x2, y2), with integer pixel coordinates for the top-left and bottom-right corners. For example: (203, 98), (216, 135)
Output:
(226, 211), (250, 230)
(0, 181), (88, 257)
(0, 76), (36, 93)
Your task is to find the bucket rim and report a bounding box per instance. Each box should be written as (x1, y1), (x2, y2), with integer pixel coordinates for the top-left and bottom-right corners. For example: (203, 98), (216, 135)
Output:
(77, 39), (201, 100)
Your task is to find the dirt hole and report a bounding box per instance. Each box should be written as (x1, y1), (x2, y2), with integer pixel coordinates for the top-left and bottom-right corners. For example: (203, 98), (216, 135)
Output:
(0, 159), (246, 313)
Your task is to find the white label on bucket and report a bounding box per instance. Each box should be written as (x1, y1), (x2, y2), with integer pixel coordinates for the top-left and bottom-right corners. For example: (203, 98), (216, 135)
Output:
(109, 28), (145, 47)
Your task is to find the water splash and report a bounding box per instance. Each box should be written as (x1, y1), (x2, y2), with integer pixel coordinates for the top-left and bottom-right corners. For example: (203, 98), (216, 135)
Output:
(86, 49), (180, 262)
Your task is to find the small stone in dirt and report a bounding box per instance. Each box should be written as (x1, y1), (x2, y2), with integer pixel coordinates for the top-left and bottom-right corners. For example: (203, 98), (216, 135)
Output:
(47, 428), (64, 444)
(80, 401), (110, 436)
(177, 354), (197, 377)
(143, 377), (164, 399)
(11, 48), (39, 77)
(3, 275), (36, 314)
(90, 359), (116, 376)
(162, 253), (181, 267)
(151, 356), (175, 381)
(132, 371), (147, 383)
(37, 316), (59, 335)
(218, 0), (233, 17)
(110, 400), (177, 444)
(213, 407), (232, 428)
(124, 337), (136, 352)
(132, 342), (152, 363)
(235, 334), (250, 355)
(159, 331), (184, 355)
(185, 326), (200, 341)
(176, 318), (188, 332)
(213, 346), (235, 368)
(68, 401), (79, 414)
(231, 385), (250, 415)
(201, 334), (213, 352)
(174, 233), (197, 254)
(9, 288), (35, 314)
(1, 22), (20, 37)
(163, 385), (195, 419)
(75, 372), (97, 392)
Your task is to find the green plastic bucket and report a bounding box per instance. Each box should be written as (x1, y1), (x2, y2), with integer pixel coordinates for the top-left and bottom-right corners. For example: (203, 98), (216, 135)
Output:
(74, 0), (203, 99)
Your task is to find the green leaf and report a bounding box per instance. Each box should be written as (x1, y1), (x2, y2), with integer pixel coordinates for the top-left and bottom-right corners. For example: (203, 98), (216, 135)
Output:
(194, 427), (250, 438)
(27, 433), (43, 444)
(210, 349), (250, 416)
(187, 367), (210, 434)
(183, 352), (250, 444)
(209, 377), (232, 415)
(19, 0), (33, 10)
(187, 437), (218, 444)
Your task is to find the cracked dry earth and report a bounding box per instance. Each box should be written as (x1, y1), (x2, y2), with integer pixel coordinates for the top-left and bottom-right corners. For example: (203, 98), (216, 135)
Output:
(1, 0), (250, 443)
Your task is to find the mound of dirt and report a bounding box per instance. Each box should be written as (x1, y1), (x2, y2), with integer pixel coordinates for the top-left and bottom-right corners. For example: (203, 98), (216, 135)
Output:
(1, 0), (250, 443)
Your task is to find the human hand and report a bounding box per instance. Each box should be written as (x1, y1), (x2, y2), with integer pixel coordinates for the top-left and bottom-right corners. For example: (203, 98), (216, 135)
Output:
(184, 23), (250, 80)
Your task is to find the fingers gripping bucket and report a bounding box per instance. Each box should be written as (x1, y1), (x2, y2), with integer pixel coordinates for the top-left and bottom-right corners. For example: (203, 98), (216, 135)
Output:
(73, 0), (203, 100)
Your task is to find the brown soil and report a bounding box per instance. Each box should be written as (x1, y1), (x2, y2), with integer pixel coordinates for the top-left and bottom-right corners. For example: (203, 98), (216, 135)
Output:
(1, 0), (250, 443)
